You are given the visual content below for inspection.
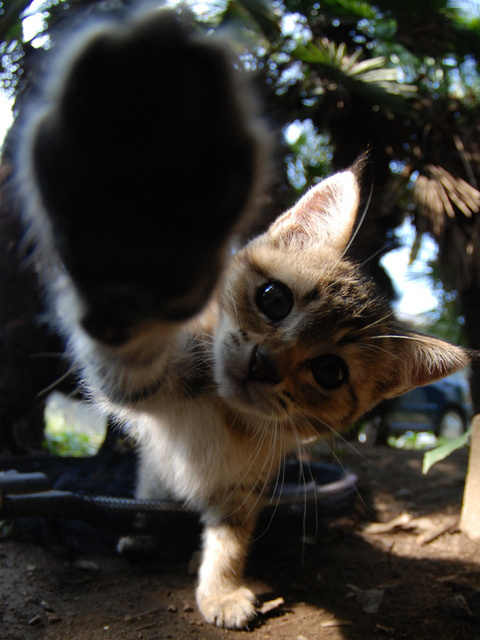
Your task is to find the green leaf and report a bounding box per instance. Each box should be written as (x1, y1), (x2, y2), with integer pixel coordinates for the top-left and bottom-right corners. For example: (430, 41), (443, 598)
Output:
(349, 56), (387, 75)
(226, 0), (281, 41)
(294, 42), (327, 64)
(294, 38), (417, 97)
(422, 427), (471, 474)
(0, 0), (31, 43)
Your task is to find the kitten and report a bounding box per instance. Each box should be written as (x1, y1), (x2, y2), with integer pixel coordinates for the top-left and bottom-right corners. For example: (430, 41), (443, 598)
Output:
(16, 7), (471, 629)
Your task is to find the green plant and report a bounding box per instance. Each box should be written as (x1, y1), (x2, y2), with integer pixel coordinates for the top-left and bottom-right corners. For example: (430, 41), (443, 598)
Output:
(423, 427), (471, 474)
(43, 412), (102, 456)
(387, 430), (437, 451)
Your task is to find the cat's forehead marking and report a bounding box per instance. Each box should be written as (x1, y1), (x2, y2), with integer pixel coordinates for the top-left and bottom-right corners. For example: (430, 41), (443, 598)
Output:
(245, 243), (341, 294)
(240, 243), (392, 345)
(304, 287), (320, 303)
(247, 259), (269, 281)
(329, 326), (359, 344)
(336, 328), (363, 345)
(296, 280), (392, 351)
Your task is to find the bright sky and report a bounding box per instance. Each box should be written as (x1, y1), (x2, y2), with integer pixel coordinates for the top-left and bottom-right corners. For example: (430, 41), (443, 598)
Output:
(381, 220), (439, 317)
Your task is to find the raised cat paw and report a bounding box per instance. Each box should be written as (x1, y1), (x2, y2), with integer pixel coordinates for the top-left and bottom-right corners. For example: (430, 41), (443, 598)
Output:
(197, 587), (258, 629)
(26, 8), (266, 343)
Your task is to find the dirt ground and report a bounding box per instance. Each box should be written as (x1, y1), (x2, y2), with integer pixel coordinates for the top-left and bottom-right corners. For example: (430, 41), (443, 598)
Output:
(1, 442), (480, 640)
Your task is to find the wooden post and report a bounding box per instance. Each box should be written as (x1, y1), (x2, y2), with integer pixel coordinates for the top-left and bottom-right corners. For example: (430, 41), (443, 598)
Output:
(460, 414), (480, 542)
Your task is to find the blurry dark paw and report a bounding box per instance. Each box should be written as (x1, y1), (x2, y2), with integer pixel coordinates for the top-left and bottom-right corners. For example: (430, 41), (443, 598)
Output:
(29, 8), (267, 339)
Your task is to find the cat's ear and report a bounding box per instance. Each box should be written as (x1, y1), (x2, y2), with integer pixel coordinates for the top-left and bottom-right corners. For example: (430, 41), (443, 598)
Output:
(268, 167), (360, 251)
(382, 332), (471, 398)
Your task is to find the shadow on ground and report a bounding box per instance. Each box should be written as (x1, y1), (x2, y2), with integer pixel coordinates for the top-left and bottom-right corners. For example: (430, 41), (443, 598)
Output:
(1, 443), (479, 640)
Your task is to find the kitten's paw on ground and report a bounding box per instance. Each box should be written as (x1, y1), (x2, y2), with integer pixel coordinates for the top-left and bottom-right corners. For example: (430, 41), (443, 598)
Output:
(197, 587), (257, 629)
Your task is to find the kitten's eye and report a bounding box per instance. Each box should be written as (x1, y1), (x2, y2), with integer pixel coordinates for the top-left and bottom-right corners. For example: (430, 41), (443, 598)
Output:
(255, 281), (293, 322)
(310, 354), (349, 390)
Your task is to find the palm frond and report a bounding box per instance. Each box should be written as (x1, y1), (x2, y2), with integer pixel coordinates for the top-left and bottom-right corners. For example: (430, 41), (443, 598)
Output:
(413, 165), (480, 237)
(295, 38), (417, 97)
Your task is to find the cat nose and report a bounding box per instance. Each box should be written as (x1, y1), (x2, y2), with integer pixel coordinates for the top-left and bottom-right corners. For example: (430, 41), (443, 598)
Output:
(248, 345), (282, 384)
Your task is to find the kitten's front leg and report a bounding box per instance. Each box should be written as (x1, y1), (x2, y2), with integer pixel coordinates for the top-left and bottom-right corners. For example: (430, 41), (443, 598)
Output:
(197, 520), (258, 629)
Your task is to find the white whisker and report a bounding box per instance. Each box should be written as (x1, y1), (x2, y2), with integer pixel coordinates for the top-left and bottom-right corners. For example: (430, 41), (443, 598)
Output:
(368, 334), (433, 343)
(224, 417), (277, 522)
(294, 403), (374, 515)
(36, 364), (77, 398)
(357, 246), (385, 269)
(222, 419), (269, 509)
(251, 423), (288, 541)
(357, 342), (400, 358)
(347, 313), (394, 336)
(292, 422), (312, 563)
(341, 182), (374, 260)
(294, 400), (370, 462)
(241, 419), (283, 524)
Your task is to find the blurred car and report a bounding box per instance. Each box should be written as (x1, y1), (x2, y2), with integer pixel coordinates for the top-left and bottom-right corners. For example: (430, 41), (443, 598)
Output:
(359, 373), (472, 444)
